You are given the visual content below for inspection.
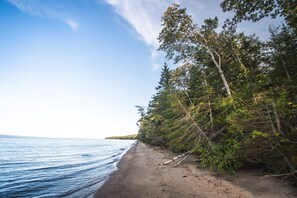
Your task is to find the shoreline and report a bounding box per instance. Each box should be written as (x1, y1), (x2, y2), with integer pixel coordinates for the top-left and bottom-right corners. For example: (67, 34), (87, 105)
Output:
(95, 142), (296, 198)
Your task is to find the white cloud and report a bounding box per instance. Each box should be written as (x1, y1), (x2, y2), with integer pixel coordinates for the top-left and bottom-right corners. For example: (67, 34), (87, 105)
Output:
(103, 0), (230, 69)
(104, 0), (170, 69)
(64, 18), (79, 31)
(104, 0), (283, 69)
(6, 0), (79, 31)
(105, 0), (168, 49)
(104, 0), (231, 48)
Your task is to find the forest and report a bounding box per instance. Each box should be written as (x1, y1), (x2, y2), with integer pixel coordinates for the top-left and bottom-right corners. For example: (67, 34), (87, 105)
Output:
(105, 134), (138, 140)
(136, 0), (297, 178)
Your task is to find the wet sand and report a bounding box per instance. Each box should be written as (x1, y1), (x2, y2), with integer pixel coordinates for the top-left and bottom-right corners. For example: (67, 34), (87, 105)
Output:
(95, 141), (297, 198)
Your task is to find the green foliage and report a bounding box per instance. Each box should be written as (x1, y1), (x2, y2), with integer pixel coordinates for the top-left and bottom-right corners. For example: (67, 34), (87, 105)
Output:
(221, 0), (297, 32)
(136, 2), (297, 178)
(251, 130), (269, 139)
(194, 139), (243, 174)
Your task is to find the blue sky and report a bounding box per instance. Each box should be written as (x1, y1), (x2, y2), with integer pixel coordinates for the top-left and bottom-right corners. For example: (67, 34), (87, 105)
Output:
(0, 0), (282, 138)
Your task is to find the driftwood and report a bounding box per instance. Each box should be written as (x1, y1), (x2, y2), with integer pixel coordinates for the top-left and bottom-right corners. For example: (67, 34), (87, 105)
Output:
(193, 158), (203, 162)
(164, 153), (205, 167)
(163, 152), (189, 165)
(173, 154), (190, 167)
(261, 171), (297, 179)
(163, 151), (191, 165)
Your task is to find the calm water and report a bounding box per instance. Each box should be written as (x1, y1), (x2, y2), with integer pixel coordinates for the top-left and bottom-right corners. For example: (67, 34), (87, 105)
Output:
(0, 136), (136, 198)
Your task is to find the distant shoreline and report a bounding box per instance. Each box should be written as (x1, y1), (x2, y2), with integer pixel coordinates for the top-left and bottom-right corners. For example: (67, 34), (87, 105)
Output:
(95, 142), (297, 198)
(105, 134), (137, 140)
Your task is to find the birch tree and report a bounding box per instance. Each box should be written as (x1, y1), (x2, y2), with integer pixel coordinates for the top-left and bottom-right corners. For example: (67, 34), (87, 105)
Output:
(158, 4), (232, 97)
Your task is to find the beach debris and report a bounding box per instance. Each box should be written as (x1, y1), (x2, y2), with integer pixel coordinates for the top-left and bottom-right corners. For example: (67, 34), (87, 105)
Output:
(193, 158), (203, 162)
(261, 171), (297, 179)
(173, 154), (190, 167)
(163, 151), (191, 167)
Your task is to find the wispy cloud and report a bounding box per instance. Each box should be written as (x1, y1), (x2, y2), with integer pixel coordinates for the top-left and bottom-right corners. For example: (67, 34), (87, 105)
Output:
(64, 18), (79, 31)
(6, 0), (79, 31)
(104, 0), (170, 69)
(104, 0), (281, 69)
(104, 0), (231, 47)
(105, 0), (168, 49)
(103, 0), (230, 69)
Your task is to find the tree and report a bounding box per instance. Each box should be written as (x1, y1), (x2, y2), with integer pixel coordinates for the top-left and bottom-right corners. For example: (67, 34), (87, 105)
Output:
(268, 25), (297, 88)
(158, 4), (232, 97)
(137, 2), (297, 177)
(139, 63), (174, 145)
(221, 0), (297, 32)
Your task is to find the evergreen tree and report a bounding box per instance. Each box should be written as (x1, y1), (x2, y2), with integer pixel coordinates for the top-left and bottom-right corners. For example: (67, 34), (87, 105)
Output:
(137, 2), (297, 177)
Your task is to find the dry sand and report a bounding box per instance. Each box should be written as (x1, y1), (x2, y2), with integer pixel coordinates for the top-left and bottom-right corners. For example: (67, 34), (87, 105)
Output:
(95, 141), (297, 198)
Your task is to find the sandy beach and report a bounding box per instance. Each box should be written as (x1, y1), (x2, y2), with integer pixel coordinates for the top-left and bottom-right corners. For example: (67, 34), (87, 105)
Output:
(95, 141), (297, 198)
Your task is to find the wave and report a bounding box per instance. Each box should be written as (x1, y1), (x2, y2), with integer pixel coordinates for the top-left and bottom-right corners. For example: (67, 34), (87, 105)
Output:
(0, 138), (136, 198)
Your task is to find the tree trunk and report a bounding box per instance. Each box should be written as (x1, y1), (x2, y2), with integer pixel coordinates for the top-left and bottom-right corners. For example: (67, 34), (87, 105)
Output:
(281, 56), (290, 81)
(204, 75), (214, 133)
(272, 101), (281, 132)
(195, 30), (232, 97)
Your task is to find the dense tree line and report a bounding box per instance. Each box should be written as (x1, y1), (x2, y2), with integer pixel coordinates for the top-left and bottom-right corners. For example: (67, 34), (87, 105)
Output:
(137, 1), (297, 177)
(105, 134), (138, 140)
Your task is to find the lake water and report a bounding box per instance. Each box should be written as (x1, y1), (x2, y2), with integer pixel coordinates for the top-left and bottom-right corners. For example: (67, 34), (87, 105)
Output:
(0, 136), (136, 198)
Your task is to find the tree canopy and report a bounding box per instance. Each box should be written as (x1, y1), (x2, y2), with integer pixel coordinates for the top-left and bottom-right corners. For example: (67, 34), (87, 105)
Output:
(137, 2), (297, 178)
(221, 0), (297, 32)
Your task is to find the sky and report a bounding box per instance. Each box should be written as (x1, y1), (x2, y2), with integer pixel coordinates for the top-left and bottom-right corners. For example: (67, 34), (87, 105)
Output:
(0, 0), (283, 139)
